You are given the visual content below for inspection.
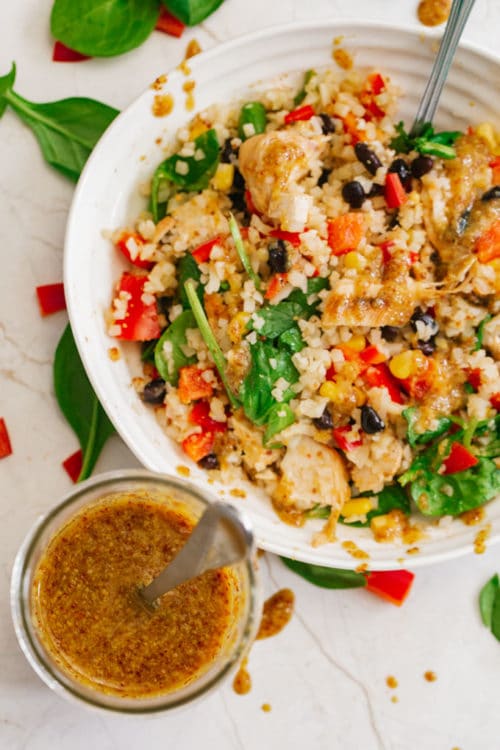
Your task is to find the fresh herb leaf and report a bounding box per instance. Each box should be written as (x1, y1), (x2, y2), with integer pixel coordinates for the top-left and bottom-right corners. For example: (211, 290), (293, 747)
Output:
(184, 280), (240, 408)
(151, 129), (220, 221)
(293, 69), (315, 106)
(154, 310), (196, 385)
(240, 340), (298, 425)
(390, 120), (461, 160)
(281, 557), (367, 589)
(263, 403), (295, 445)
(54, 324), (116, 481)
(402, 407), (452, 448)
(238, 101), (267, 140)
(480, 574), (499, 629)
(177, 253), (203, 309)
(162, 0), (224, 25)
(474, 313), (492, 351)
(0, 62), (118, 181)
(228, 213), (261, 289)
(248, 277), (328, 339)
(51, 0), (160, 57)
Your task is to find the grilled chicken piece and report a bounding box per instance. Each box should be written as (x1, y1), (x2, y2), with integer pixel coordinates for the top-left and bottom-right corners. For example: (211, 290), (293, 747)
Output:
(229, 411), (280, 475)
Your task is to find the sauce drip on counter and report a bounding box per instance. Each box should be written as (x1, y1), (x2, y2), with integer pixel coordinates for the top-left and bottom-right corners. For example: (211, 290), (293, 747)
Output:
(417, 0), (451, 26)
(32, 492), (237, 698)
(424, 670), (437, 682)
(257, 589), (295, 640)
(232, 657), (252, 695)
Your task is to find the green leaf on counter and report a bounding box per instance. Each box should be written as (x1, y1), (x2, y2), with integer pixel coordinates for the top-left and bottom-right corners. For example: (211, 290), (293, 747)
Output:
(163, 0), (225, 25)
(51, 0), (160, 57)
(154, 310), (197, 385)
(54, 324), (116, 481)
(480, 574), (499, 629)
(0, 62), (15, 118)
(281, 557), (367, 589)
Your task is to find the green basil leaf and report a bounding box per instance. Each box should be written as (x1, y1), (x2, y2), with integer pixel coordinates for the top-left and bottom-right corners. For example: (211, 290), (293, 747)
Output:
(162, 0), (224, 25)
(263, 403), (295, 445)
(51, 0), (160, 57)
(281, 557), (367, 589)
(154, 310), (197, 385)
(480, 574), (499, 629)
(238, 101), (267, 140)
(54, 324), (116, 481)
(151, 129), (220, 221)
(475, 313), (493, 352)
(402, 407), (452, 448)
(177, 253), (203, 309)
(240, 340), (299, 425)
(491, 587), (500, 642)
(0, 62), (16, 119)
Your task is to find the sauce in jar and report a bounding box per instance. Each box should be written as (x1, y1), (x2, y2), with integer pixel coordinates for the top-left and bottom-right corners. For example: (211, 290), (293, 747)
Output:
(31, 491), (239, 699)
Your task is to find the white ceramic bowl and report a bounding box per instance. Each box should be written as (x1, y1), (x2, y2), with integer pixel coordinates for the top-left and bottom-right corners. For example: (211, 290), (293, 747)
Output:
(64, 20), (500, 570)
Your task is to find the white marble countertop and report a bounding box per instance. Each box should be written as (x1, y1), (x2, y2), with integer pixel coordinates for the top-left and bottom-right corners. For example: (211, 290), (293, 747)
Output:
(2, 1), (500, 748)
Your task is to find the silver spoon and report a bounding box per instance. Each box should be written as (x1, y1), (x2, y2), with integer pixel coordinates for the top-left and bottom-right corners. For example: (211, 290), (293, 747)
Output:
(411, 0), (477, 137)
(138, 502), (254, 608)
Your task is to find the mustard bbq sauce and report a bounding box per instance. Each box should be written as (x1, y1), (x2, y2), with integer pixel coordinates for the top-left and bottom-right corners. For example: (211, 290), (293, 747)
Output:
(31, 493), (237, 698)
(257, 589), (295, 640)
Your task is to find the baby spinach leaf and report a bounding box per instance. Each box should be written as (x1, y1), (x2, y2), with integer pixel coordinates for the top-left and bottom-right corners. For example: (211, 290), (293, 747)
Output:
(51, 0), (160, 57)
(480, 574), (499, 629)
(177, 253), (202, 309)
(492, 588), (500, 642)
(162, 0), (225, 25)
(0, 62), (118, 182)
(281, 557), (367, 589)
(474, 415), (500, 458)
(340, 484), (411, 528)
(474, 313), (492, 351)
(240, 340), (298, 425)
(54, 324), (116, 481)
(263, 403), (295, 445)
(154, 310), (197, 385)
(141, 338), (158, 363)
(278, 324), (304, 353)
(151, 129), (220, 221)
(402, 407), (452, 448)
(249, 277), (328, 339)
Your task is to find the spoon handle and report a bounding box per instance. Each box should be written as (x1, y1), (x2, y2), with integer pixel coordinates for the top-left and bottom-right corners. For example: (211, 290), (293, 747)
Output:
(411, 0), (476, 136)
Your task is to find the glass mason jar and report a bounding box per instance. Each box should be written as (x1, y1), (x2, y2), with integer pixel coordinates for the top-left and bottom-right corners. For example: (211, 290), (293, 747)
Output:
(11, 470), (262, 713)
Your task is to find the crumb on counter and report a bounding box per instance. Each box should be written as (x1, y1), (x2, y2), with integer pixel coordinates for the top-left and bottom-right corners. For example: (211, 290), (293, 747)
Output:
(417, 0), (451, 27)
(424, 670), (437, 682)
(386, 675), (398, 689)
(261, 703), (272, 712)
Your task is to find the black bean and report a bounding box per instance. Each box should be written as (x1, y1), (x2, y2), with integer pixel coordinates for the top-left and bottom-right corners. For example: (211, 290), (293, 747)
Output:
(342, 180), (366, 209)
(417, 337), (436, 356)
(198, 453), (220, 470)
(388, 158), (412, 192)
(411, 155), (434, 178)
(141, 378), (166, 405)
(481, 185), (500, 201)
(388, 212), (400, 229)
(410, 308), (439, 337)
(232, 167), (245, 191)
(318, 167), (331, 187)
(368, 183), (384, 197)
(313, 407), (334, 431)
(229, 191), (247, 213)
(157, 295), (173, 317)
(319, 113), (335, 134)
(220, 137), (236, 164)
(381, 325), (399, 342)
(268, 240), (288, 273)
(361, 405), (385, 434)
(354, 142), (382, 175)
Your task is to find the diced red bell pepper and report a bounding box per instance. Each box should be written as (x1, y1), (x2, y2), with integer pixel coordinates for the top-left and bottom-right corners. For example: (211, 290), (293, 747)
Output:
(116, 232), (153, 270)
(178, 365), (214, 404)
(490, 393), (500, 411)
(385, 172), (408, 209)
(62, 449), (83, 482)
(490, 157), (500, 184)
(52, 41), (91, 62)
(111, 273), (161, 342)
(442, 442), (479, 475)
(155, 7), (185, 37)
(327, 213), (365, 255)
(365, 569), (415, 606)
(378, 240), (395, 263)
(269, 229), (302, 247)
(325, 364), (336, 380)
(360, 72), (386, 119)
(36, 283), (66, 316)
(332, 425), (362, 452)
(182, 431), (215, 462)
(189, 401), (227, 433)
(474, 218), (500, 263)
(363, 363), (405, 404)
(265, 272), (289, 300)
(341, 112), (363, 144)
(284, 104), (315, 124)
(0, 418), (13, 459)
(467, 368), (482, 391)
(191, 235), (223, 264)
(359, 345), (386, 365)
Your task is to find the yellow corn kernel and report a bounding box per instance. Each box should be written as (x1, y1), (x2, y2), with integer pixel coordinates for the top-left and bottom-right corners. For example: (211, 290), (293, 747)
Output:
(344, 251), (366, 270)
(354, 387), (367, 407)
(319, 381), (342, 401)
(389, 350), (417, 379)
(189, 119), (208, 140)
(211, 163), (234, 192)
(228, 311), (250, 343)
(345, 335), (366, 352)
(342, 498), (373, 518)
(476, 122), (500, 155)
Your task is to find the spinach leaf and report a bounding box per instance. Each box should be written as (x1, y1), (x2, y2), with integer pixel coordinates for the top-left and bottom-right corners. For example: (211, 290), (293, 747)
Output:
(492, 588), (500, 642)
(474, 415), (500, 458)
(400, 456), (500, 516)
(154, 310), (196, 385)
(54, 325), (116, 481)
(240, 340), (298, 425)
(151, 129), (220, 221)
(340, 484), (411, 527)
(51, 0), (160, 57)
(0, 63), (119, 181)
(177, 253), (202, 309)
(390, 120), (461, 160)
(281, 557), (367, 589)
(162, 0), (224, 25)
(480, 574), (499, 629)
(249, 277), (328, 339)
(141, 339), (158, 363)
(278, 324), (304, 353)
(263, 403), (295, 445)
(402, 407), (452, 448)
(474, 313), (492, 351)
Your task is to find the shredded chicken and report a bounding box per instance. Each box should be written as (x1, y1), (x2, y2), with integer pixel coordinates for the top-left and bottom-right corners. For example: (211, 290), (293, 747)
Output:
(229, 411), (280, 476)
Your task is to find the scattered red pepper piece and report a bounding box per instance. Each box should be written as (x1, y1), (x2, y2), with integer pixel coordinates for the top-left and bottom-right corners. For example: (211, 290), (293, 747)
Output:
(360, 72), (386, 119)
(52, 41), (91, 62)
(36, 283), (66, 316)
(467, 368), (482, 391)
(359, 345), (386, 365)
(325, 364), (336, 380)
(265, 272), (289, 300)
(116, 232), (153, 270)
(490, 393), (500, 411)
(385, 172), (408, 209)
(269, 229), (302, 247)
(378, 240), (395, 263)
(110, 272), (161, 342)
(189, 401), (227, 433)
(341, 111), (363, 144)
(284, 104), (315, 124)
(245, 189), (259, 215)
(182, 431), (215, 462)
(365, 569), (415, 606)
(327, 213), (365, 255)
(178, 365), (214, 404)
(442, 442), (479, 475)
(191, 235), (223, 264)
(363, 363), (405, 404)
(0, 418), (13, 459)
(474, 218), (500, 263)
(332, 425), (362, 452)
(155, 7), (185, 37)
(62, 449), (83, 482)
(489, 157), (500, 184)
